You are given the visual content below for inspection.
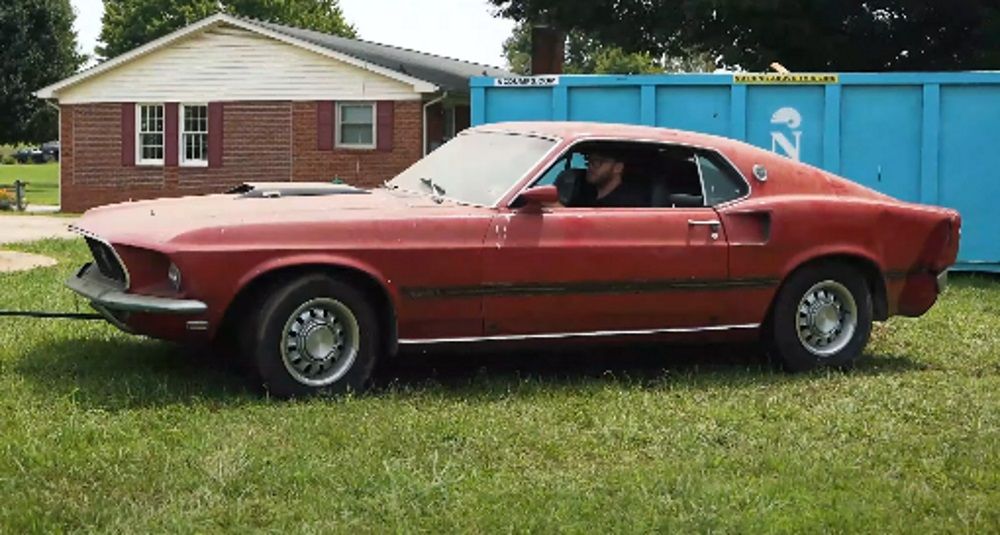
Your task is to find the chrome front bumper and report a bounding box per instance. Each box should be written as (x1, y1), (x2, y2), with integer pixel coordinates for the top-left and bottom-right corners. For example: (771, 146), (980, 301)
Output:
(66, 263), (207, 315)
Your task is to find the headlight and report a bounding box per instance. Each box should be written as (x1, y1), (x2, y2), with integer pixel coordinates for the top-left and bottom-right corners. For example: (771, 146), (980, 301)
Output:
(167, 262), (182, 291)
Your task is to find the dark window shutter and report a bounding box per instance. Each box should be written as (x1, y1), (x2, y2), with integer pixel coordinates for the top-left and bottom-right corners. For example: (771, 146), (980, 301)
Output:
(208, 102), (224, 168)
(317, 101), (334, 150)
(121, 103), (135, 167)
(165, 102), (178, 166)
(377, 101), (394, 151)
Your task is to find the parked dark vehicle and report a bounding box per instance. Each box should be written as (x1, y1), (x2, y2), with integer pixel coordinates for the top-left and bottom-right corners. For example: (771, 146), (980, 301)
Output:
(12, 142), (58, 164)
(41, 141), (60, 162)
(13, 147), (43, 164)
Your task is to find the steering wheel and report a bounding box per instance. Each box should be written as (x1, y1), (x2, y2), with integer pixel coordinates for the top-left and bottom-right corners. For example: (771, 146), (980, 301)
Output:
(555, 169), (595, 207)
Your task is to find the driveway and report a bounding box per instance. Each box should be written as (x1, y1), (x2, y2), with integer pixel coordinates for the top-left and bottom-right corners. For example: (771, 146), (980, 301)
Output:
(0, 215), (78, 272)
(0, 215), (78, 245)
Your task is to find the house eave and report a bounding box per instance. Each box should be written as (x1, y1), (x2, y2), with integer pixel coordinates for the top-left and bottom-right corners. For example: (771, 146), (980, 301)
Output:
(34, 13), (439, 100)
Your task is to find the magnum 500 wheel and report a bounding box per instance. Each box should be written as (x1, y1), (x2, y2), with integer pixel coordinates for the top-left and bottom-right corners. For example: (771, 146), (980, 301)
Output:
(768, 263), (874, 372)
(244, 274), (380, 398)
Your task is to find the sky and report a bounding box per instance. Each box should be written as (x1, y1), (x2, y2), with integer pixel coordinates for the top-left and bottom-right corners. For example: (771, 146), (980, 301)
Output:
(69, 0), (516, 68)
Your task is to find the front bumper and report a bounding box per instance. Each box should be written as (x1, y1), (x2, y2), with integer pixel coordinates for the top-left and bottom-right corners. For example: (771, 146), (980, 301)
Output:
(936, 270), (948, 293)
(66, 263), (207, 315)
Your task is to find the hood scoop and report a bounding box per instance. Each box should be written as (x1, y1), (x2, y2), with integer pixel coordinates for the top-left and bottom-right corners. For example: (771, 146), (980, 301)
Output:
(228, 182), (370, 199)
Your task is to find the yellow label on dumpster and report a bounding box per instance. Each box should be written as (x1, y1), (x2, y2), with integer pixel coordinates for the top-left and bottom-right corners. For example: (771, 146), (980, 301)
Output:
(734, 73), (839, 85)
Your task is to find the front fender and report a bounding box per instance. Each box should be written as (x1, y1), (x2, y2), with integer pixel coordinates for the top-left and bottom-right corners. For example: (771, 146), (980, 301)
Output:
(234, 253), (400, 307)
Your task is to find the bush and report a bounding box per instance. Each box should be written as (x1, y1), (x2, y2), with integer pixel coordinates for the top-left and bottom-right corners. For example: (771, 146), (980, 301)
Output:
(1, 155), (16, 165)
(0, 188), (14, 210)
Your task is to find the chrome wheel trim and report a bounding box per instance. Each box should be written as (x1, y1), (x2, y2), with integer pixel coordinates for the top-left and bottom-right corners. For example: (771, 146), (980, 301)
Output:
(795, 280), (858, 358)
(280, 297), (360, 387)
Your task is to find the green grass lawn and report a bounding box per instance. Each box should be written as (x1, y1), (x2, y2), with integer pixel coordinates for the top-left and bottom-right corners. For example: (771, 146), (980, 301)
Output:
(1, 239), (998, 532)
(0, 163), (59, 206)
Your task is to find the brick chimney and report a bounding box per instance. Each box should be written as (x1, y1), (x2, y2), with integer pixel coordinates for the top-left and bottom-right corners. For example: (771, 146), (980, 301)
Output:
(530, 24), (565, 75)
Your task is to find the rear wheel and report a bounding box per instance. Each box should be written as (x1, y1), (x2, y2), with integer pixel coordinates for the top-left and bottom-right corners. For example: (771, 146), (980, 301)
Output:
(243, 274), (379, 398)
(767, 263), (873, 372)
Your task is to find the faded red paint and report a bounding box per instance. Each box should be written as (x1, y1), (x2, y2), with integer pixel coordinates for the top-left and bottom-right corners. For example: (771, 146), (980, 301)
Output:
(69, 122), (961, 347)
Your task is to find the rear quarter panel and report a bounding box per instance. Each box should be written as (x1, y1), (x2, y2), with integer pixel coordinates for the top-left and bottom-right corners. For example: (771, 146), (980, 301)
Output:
(716, 146), (959, 324)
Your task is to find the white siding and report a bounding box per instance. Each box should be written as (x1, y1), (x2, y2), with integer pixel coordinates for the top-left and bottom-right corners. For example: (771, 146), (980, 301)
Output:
(58, 27), (422, 104)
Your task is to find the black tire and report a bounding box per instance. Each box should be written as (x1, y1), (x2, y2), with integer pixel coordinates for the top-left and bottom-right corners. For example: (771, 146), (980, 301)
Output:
(767, 262), (873, 372)
(243, 274), (380, 398)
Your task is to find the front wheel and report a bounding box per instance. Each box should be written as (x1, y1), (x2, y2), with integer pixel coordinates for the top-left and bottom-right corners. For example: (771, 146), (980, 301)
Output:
(767, 263), (874, 372)
(244, 274), (380, 398)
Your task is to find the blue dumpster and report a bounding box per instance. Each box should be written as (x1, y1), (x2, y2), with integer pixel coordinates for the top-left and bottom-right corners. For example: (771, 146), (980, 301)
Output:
(471, 73), (1000, 272)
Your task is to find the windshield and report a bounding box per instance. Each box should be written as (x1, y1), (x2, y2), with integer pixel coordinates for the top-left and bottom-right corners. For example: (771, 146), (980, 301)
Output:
(388, 131), (557, 206)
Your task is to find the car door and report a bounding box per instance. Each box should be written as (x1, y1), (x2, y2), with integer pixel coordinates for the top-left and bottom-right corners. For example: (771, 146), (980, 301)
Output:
(481, 205), (730, 336)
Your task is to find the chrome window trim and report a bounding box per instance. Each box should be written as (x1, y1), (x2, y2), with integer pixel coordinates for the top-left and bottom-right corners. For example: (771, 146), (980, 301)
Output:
(398, 323), (760, 345)
(69, 225), (132, 290)
(503, 135), (753, 210)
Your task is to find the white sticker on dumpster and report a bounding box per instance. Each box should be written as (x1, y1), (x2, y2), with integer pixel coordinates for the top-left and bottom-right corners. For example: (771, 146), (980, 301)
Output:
(495, 76), (560, 87)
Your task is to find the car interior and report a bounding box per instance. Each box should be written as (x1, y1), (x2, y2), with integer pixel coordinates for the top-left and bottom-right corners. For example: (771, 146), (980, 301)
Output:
(534, 141), (748, 209)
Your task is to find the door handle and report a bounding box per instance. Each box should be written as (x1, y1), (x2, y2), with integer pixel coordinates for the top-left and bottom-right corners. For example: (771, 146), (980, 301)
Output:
(688, 219), (721, 240)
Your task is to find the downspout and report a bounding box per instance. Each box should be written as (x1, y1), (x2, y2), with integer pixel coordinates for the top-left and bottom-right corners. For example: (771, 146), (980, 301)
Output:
(422, 91), (448, 156)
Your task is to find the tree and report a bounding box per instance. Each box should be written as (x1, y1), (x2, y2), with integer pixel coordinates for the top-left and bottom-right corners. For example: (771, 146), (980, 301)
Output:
(502, 21), (711, 74)
(0, 0), (83, 143)
(98, 0), (356, 60)
(489, 0), (1000, 71)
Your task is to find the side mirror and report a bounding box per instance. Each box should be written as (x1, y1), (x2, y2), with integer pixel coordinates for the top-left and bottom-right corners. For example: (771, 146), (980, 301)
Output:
(515, 185), (559, 208)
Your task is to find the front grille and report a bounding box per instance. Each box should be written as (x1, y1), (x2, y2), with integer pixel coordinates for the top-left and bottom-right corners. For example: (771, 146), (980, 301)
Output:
(85, 237), (127, 286)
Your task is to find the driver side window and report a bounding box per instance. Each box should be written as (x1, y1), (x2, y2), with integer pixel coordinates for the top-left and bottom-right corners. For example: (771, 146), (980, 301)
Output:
(532, 141), (748, 209)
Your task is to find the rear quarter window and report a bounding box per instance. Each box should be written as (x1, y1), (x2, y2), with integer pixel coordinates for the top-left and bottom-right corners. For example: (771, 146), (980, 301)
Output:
(698, 152), (749, 205)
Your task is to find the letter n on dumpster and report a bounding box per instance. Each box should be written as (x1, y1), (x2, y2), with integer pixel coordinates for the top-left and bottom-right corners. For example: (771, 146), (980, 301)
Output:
(770, 107), (803, 161)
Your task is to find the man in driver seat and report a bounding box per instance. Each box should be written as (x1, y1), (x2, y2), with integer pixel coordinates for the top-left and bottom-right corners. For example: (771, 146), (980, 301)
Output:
(584, 150), (649, 207)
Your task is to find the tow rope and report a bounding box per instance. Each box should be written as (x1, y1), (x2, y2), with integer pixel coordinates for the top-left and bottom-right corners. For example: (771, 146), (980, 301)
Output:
(0, 310), (104, 320)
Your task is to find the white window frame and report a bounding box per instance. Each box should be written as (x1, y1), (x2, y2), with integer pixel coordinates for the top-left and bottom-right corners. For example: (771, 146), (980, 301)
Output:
(179, 103), (209, 167)
(136, 103), (165, 166)
(336, 102), (377, 149)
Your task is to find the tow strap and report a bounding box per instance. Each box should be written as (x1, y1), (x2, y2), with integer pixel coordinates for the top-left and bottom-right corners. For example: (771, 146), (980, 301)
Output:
(0, 310), (103, 320)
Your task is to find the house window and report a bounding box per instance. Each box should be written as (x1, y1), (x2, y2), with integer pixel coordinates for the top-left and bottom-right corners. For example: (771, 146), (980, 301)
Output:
(337, 102), (375, 148)
(137, 104), (164, 164)
(180, 104), (208, 166)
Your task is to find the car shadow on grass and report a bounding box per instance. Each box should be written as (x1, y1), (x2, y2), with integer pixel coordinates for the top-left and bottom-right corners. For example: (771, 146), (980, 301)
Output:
(14, 337), (257, 411)
(13, 336), (929, 410)
(379, 341), (928, 396)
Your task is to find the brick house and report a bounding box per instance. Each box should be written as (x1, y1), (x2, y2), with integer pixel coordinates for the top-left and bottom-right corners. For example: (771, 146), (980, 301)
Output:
(35, 14), (509, 212)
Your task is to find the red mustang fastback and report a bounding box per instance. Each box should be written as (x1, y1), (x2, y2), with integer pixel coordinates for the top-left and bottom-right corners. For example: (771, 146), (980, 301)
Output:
(67, 122), (960, 397)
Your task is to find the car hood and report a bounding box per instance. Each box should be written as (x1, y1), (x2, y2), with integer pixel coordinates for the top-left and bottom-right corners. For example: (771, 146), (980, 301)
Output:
(72, 186), (484, 248)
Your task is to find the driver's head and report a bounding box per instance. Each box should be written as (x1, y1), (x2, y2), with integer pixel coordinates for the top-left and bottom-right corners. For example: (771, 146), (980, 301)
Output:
(584, 151), (625, 188)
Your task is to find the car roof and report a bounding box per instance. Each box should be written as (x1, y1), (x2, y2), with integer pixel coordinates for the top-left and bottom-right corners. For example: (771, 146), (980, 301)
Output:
(469, 121), (741, 150)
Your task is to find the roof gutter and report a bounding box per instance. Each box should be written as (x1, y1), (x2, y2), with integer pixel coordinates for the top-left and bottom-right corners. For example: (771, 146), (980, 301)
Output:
(422, 91), (448, 156)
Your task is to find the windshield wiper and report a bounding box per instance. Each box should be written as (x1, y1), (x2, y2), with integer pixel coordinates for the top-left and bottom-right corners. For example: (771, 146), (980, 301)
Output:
(419, 177), (446, 197)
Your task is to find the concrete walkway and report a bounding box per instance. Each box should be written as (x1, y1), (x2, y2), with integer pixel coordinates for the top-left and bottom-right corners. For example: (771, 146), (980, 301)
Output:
(0, 214), (79, 272)
(0, 214), (78, 245)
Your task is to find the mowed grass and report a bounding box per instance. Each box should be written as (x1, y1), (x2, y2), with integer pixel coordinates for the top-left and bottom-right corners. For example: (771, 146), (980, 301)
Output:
(1, 239), (998, 532)
(0, 163), (59, 206)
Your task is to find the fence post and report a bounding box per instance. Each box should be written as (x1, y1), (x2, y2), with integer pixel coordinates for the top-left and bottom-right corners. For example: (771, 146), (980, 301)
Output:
(14, 180), (25, 211)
